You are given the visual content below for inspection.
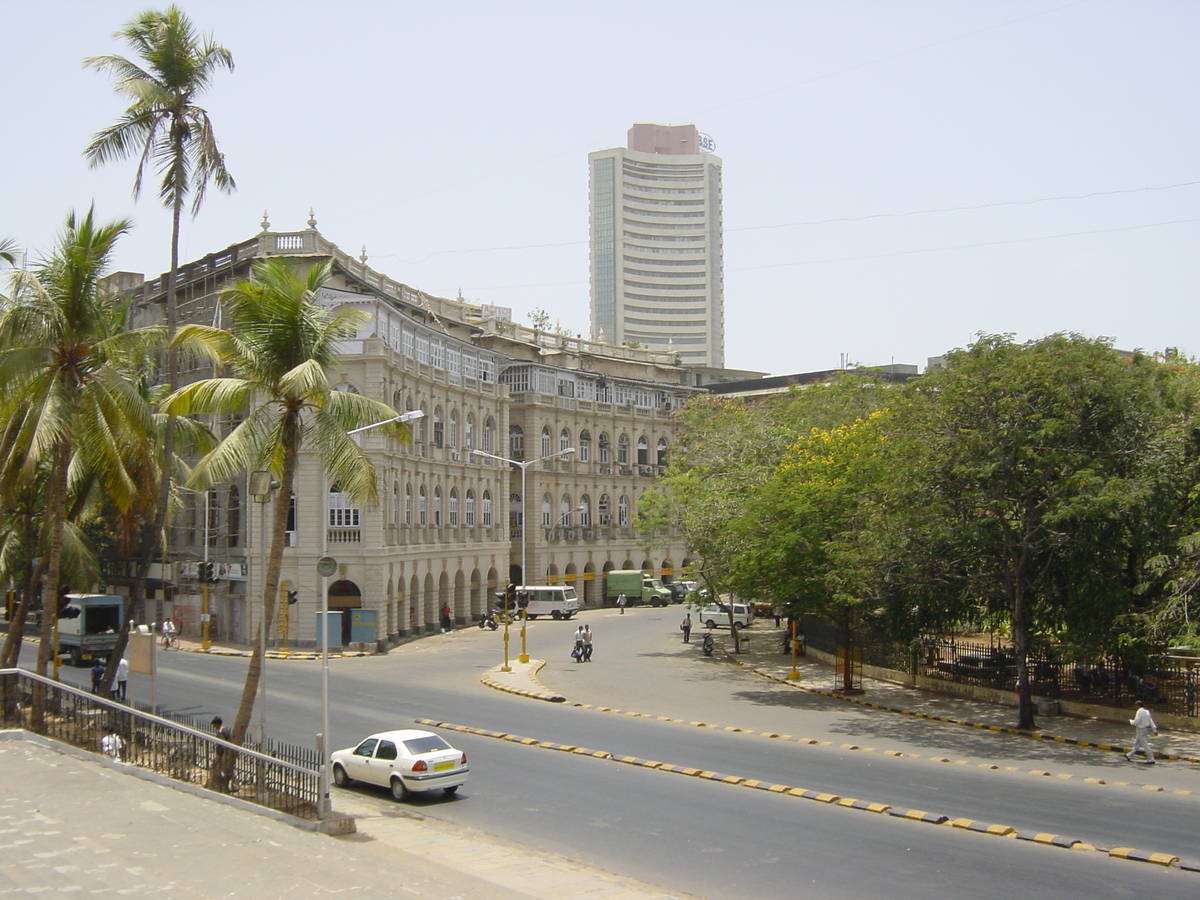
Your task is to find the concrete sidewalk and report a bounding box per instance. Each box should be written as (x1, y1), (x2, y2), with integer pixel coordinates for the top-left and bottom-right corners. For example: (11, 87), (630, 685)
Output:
(0, 732), (698, 900)
(717, 624), (1200, 764)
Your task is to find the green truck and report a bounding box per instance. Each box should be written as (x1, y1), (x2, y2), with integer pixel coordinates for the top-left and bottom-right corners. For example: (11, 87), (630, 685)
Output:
(605, 570), (672, 607)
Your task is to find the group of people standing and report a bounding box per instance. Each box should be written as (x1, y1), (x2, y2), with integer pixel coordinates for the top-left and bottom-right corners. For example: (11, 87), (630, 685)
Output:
(572, 624), (593, 662)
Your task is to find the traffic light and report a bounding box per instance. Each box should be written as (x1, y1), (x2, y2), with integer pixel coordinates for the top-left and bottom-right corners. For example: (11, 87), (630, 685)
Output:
(287, 590), (299, 605)
(505, 583), (517, 610)
(201, 562), (215, 583)
(517, 590), (529, 609)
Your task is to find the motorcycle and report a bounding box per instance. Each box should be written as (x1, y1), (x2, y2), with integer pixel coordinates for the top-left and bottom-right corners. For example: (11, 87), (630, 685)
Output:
(701, 632), (714, 656)
(478, 611), (499, 631)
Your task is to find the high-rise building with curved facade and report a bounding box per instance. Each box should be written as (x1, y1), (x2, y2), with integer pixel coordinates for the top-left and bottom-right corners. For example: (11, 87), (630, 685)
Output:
(589, 123), (724, 367)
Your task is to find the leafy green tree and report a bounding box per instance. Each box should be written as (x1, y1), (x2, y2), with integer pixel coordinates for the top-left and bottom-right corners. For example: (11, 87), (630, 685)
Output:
(733, 411), (890, 683)
(161, 258), (409, 748)
(84, 5), (236, 649)
(874, 334), (1172, 728)
(0, 209), (153, 692)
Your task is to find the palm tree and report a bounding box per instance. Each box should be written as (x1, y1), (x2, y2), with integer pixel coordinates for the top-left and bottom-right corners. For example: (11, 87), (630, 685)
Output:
(162, 258), (409, 747)
(84, 4), (235, 658)
(0, 208), (154, 688)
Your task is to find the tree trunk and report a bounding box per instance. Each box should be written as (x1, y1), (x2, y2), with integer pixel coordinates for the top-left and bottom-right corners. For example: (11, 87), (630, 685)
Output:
(229, 416), (300, 747)
(32, 443), (70, 728)
(1012, 592), (1036, 731)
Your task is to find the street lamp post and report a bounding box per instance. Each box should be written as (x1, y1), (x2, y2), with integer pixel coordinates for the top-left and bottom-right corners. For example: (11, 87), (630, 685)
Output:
(315, 409), (424, 819)
(471, 446), (575, 664)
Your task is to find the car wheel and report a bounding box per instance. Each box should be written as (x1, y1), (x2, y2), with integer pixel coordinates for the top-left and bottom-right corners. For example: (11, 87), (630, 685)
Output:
(551, 610), (562, 620)
(443, 785), (460, 795)
(706, 620), (716, 629)
(332, 764), (350, 788)
(390, 777), (411, 802)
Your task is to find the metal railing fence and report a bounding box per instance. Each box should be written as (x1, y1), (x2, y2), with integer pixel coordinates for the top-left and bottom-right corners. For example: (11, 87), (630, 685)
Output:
(1, 669), (321, 818)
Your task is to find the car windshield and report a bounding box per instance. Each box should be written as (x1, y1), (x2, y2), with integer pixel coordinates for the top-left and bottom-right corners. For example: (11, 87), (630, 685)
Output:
(403, 735), (452, 755)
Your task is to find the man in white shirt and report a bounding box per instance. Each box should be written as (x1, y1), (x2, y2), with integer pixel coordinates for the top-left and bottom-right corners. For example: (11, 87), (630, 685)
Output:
(1126, 700), (1159, 763)
(114, 656), (129, 702)
(101, 726), (124, 761)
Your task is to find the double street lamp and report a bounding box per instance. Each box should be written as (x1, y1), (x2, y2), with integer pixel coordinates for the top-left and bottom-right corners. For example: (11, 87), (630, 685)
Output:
(316, 408), (424, 818)
(471, 446), (575, 667)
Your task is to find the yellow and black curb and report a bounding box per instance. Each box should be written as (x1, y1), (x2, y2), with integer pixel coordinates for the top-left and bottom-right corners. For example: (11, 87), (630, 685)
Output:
(722, 651), (1200, 766)
(564, 702), (1191, 799)
(479, 661), (566, 703)
(415, 717), (1198, 873)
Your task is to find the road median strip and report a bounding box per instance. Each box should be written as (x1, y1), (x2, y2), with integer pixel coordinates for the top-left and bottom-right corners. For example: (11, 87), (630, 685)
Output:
(415, 716), (1193, 872)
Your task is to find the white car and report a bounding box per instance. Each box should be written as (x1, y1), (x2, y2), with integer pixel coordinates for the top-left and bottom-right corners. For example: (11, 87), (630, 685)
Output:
(698, 602), (752, 629)
(331, 729), (469, 801)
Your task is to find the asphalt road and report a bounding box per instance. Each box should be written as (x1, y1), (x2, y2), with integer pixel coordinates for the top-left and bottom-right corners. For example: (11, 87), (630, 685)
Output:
(37, 613), (1200, 899)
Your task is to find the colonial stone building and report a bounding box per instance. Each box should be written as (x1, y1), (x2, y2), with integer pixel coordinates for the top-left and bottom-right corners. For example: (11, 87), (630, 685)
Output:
(123, 218), (715, 649)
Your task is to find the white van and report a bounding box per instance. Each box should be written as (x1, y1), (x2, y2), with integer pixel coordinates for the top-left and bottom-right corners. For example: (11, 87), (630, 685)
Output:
(503, 586), (580, 620)
(697, 602), (751, 629)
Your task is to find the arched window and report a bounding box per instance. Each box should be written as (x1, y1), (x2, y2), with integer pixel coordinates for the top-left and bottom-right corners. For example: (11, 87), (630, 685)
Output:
(579, 430), (591, 462)
(449, 488), (459, 526)
(618, 494), (630, 527)
(483, 416), (496, 454)
(598, 493), (611, 526)
(541, 493), (553, 528)
(418, 484), (428, 526)
(392, 480), (400, 525)
(560, 493), (572, 526)
(509, 425), (524, 460)
(541, 426), (552, 458)
(465, 413), (475, 451)
(657, 437), (668, 468)
(392, 388), (404, 409)
(637, 436), (649, 467)
(465, 489), (476, 526)
(417, 405), (429, 445)
(433, 406), (444, 448)
(618, 434), (631, 466)
(559, 427), (571, 454)
(598, 433), (611, 464)
(433, 486), (443, 527)
(578, 494), (592, 527)
(448, 409), (459, 449)
(405, 482), (413, 525)
(482, 490), (493, 526)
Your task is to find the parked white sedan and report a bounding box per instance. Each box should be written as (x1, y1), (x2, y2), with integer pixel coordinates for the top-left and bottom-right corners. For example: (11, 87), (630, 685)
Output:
(331, 729), (469, 801)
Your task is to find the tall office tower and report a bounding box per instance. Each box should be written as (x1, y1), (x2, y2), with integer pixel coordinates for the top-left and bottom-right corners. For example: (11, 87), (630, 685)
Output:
(589, 123), (723, 367)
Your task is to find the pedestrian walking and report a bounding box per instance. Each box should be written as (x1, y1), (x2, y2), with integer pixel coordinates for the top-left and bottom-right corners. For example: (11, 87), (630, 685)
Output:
(680, 613), (692, 643)
(209, 716), (237, 792)
(618, 593), (627, 614)
(1125, 700), (1159, 763)
(582, 624), (593, 661)
(440, 602), (453, 633)
(91, 661), (105, 695)
(101, 725), (124, 761)
(114, 656), (129, 702)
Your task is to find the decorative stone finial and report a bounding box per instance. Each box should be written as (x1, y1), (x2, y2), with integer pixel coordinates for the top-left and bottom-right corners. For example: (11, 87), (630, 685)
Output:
(261, 210), (270, 231)
(360, 245), (368, 264)
(307, 208), (317, 229)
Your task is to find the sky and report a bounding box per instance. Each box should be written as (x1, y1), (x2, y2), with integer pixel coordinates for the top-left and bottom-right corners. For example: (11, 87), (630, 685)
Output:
(3, 0), (1197, 377)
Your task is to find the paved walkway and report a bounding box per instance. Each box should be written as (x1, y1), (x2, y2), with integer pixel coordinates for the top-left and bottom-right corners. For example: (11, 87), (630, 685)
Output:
(721, 626), (1200, 763)
(0, 733), (699, 900)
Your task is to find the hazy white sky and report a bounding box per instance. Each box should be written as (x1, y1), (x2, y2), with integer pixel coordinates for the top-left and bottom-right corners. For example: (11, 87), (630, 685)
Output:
(4, 1), (1197, 376)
